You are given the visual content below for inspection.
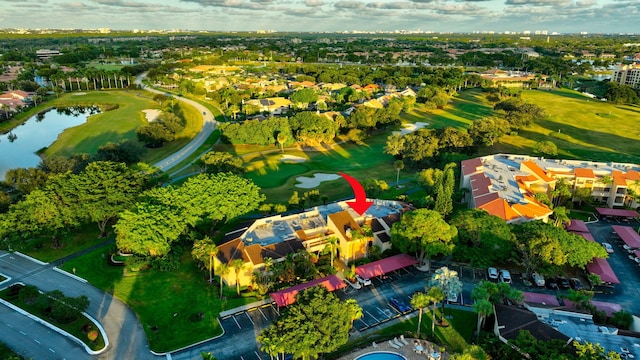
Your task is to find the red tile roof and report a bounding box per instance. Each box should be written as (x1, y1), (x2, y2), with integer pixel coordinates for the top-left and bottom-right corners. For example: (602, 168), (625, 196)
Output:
(521, 160), (554, 182)
(479, 198), (520, 222)
(574, 168), (595, 178)
(461, 158), (483, 176)
(612, 170), (627, 187)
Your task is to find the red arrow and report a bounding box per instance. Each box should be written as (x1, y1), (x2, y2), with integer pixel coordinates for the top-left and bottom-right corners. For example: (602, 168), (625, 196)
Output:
(338, 172), (373, 215)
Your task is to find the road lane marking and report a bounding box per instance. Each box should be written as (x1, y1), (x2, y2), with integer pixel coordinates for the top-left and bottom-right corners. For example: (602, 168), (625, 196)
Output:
(5, 323), (13, 328)
(48, 348), (55, 353)
(34, 339), (40, 344)
(19, 331), (26, 335)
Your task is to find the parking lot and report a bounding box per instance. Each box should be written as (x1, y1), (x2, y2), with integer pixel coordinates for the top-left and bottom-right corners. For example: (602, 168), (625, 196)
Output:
(219, 303), (280, 335)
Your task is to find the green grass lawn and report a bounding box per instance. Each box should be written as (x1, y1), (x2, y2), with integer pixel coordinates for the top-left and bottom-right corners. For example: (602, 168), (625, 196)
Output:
(235, 134), (398, 204)
(402, 89), (492, 130)
(22, 224), (110, 263)
(0, 341), (24, 360)
(40, 90), (202, 166)
(499, 88), (640, 164)
(60, 245), (257, 352)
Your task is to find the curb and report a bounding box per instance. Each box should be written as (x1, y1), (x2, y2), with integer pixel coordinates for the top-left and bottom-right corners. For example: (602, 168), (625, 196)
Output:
(0, 273), (11, 288)
(0, 284), (109, 355)
(152, 317), (226, 356)
(15, 252), (48, 265)
(53, 266), (88, 283)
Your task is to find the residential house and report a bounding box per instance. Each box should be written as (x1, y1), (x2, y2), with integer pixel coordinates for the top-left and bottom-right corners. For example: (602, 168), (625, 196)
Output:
(245, 97), (292, 115)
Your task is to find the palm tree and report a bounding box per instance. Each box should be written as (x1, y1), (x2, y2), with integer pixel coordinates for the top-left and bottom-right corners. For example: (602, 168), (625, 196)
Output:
(191, 237), (219, 284)
(216, 263), (230, 299)
(552, 206), (571, 227)
(326, 236), (338, 268)
(410, 292), (431, 337)
(276, 132), (287, 153)
(1, 104), (10, 120)
(231, 258), (245, 295)
(426, 287), (444, 335)
(472, 299), (494, 337)
(200, 351), (217, 360)
(394, 160), (404, 187)
(345, 298), (363, 328)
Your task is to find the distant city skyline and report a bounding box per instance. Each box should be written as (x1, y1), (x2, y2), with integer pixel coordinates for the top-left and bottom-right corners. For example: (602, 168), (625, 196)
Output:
(0, 0), (638, 34)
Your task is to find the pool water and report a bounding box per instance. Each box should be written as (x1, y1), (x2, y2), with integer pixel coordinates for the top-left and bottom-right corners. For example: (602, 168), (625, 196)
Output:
(355, 351), (407, 360)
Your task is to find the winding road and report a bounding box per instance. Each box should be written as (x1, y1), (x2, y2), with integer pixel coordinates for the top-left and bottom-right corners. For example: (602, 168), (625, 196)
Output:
(0, 78), (222, 359)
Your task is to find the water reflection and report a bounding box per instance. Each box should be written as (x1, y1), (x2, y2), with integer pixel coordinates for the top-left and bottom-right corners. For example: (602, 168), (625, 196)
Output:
(0, 106), (99, 180)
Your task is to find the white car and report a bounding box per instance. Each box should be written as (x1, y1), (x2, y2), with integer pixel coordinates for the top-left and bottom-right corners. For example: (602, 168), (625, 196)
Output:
(356, 275), (372, 286)
(602, 242), (614, 253)
(499, 269), (512, 284)
(487, 267), (499, 281)
(531, 272), (545, 287)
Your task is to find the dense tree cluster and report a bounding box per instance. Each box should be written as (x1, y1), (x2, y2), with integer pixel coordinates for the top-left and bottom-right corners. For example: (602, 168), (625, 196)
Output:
(114, 173), (264, 257)
(219, 117), (292, 146)
(136, 112), (185, 147)
(385, 127), (472, 166)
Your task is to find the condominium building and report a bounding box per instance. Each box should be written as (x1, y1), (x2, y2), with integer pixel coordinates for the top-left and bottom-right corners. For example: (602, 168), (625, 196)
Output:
(461, 154), (640, 223)
(611, 63), (640, 89)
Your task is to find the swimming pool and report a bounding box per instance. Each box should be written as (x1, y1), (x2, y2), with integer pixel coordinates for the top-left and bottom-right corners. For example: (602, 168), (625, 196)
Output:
(354, 351), (407, 360)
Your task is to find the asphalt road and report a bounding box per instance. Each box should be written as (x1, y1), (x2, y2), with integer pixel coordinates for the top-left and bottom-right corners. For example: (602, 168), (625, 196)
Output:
(135, 73), (218, 173)
(0, 251), (161, 360)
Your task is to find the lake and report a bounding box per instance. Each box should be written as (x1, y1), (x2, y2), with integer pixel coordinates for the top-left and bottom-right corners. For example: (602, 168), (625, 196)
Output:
(0, 107), (99, 180)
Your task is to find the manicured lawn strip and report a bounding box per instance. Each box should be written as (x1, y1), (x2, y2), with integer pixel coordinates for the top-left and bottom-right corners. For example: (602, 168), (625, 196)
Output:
(44, 91), (155, 157)
(167, 130), (221, 178)
(0, 285), (106, 351)
(328, 308), (475, 359)
(142, 100), (204, 165)
(60, 246), (257, 352)
(22, 224), (109, 263)
(401, 89), (492, 130)
(0, 274), (6, 282)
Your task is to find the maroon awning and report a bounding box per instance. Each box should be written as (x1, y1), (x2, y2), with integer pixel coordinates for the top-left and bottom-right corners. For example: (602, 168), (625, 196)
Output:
(270, 275), (345, 307)
(586, 258), (620, 284)
(572, 231), (595, 242)
(564, 299), (621, 317)
(566, 219), (590, 233)
(355, 253), (418, 279)
(523, 292), (560, 306)
(634, 250), (640, 258)
(596, 208), (639, 218)
(612, 225), (640, 248)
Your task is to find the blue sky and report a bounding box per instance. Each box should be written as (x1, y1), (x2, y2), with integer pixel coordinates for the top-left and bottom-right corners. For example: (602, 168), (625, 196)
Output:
(0, 0), (638, 33)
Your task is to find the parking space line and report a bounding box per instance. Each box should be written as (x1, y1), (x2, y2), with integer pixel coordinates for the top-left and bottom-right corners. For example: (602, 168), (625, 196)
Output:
(245, 312), (255, 325)
(254, 351), (263, 359)
(257, 307), (268, 321)
(34, 339), (40, 344)
(48, 348), (55, 353)
(365, 310), (379, 323)
(233, 315), (241, 329)
(19, 331), (26, 335)
(5, 323), (13, 328)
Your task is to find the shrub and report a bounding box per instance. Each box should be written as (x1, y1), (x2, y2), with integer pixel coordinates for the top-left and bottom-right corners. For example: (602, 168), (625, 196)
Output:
(610, 310), (633, 330)
(18, 285), (40, 304)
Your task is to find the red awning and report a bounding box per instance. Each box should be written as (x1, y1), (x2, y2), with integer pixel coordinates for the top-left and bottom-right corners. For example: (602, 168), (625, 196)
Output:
(523, 292), (560, 306)
(572, 231), (595, 242)
(566, 219), (590, 233)
(586, 258), (620, 284)
(355, 254), (418, 279)
(596, 208), (639, 218)
(269, 275), (345, 307)
(612, 225), (640, 248)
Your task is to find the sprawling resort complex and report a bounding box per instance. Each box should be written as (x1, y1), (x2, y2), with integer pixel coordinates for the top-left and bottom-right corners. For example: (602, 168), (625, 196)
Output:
(1, 24), (640, 360)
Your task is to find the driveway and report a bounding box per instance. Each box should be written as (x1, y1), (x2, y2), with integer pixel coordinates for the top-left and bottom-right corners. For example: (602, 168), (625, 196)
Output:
(0, 251), (161, 360)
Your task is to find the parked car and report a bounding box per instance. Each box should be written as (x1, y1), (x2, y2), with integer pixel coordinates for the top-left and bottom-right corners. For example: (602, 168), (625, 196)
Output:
(356, 275), (372, 286)
(389, 297), (412, 312)
(546, 277), (559, 290)
(602, 242), (614, 253)
(487, 267), (499, 281)
(557, 276), (570, 289)
(531, 272), (545, 287)
(498, 269), (512, 284)
(569, 278), (584, 290)
(447, 291), (459, 303)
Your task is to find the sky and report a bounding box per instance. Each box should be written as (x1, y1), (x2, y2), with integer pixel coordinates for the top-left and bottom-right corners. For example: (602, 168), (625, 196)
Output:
(0, 0), (638, 34)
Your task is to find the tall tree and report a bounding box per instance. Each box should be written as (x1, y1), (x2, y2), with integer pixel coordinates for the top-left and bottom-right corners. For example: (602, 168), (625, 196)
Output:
(231, 258), (245, 295)
(258, 286), (361, 360)
(192, 237), (219, 284)
(410, 291), (430, 337)
(429, 267), (463, 321)
(390, 209), (457, 269)
(394, 160), (404, 186)
(216, 263), (230, 299)
(426, 286), (445, 334)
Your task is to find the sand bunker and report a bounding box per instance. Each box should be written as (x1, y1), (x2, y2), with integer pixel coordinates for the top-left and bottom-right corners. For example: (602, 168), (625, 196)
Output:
(72, 92), (87, 96)
(392, 121), (429, 136)
(295, 173), (341, 189)
(280, 155), (307, 163)
(142, 109), (161, 122)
